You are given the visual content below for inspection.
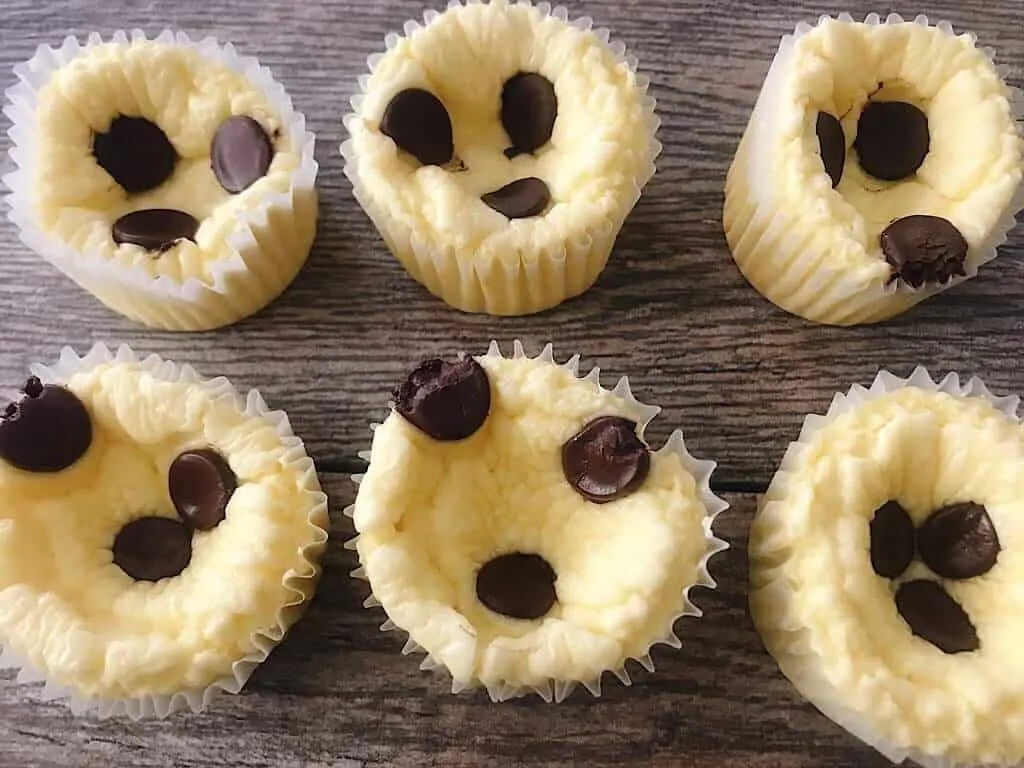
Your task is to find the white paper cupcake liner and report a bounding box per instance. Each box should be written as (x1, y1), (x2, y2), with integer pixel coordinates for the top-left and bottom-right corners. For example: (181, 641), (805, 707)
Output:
(2, 31), (319, 332)
(346, 339), (728, 703)
(0, 343), (329, 718)
(751, 366), (1021, 768)
(341, 1), (662, 316)
(725, 13), (1024, 326)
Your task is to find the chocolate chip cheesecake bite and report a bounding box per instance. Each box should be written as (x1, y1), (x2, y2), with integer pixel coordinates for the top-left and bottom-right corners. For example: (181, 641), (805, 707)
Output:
(750, 368), (1024, 765)
(0, 345), (328, 717)
(350, 342), (726, 701)
(3, 31), (318, 331)
(724, 14), (1023, 325)
(342, 1), (660, 315)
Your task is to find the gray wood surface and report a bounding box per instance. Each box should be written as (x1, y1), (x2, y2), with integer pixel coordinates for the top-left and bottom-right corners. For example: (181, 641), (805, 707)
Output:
(0, 0), (1021, 765)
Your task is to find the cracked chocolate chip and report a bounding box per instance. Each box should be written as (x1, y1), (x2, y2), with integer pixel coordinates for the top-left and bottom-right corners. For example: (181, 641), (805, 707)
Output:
(501, 72), (557, 158)
(169, 449), (238, 531)
(481, 177), (551, 219)
(112, 209), (199, 252)
(0, 378), (92, 473)
(395, 357), (491, 441)
(896, 579), (979, 654)
(112, 517), (192, 582)
(881, 215), (968, 289)
(477, 553), (557, 620)
(211, 116), (275, 193)
(854, 100), (930, 181)
(816, 112), (846, 188)
(870, 501), (915, 579)
(380, 89), (454, 167)
(562, 416), (651, 504)
(93, 115), (177, 194)
(919, 503), (1000, 580)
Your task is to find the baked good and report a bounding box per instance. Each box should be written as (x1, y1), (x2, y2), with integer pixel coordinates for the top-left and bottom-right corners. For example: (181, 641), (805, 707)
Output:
(724, 14), (1023, 325)
(342, 0), (660, 315)
(0, 344), (328, 717)
(750, 368), (1024, 765)
(351, 341), (727, 701)
(3, 31), (318, 331)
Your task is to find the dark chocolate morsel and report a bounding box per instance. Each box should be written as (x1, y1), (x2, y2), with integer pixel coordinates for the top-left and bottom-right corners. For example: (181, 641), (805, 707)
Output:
(380, 89), (454, 167)
(562, 416), (651, 504)
(93, 115), (177, 194)
(880, 215), (968, 289)
(169, 449), (238, 531)
(476, 553), (557, 620)
(0, 378), (92, 473)
(395, 357), (491, 441)
(501, 72), (557, 157)
(870, 500), (915, 579)
(112, 517), (192, 582)
(895, 579), (979, 654)
(481, 177), (551, 219)
(211, 116), (275, 194)
(918, 503), (1000, 580)
(113, 209), (200, 252)
(816, 112), (846, 188)
(854, 100), (930, 181)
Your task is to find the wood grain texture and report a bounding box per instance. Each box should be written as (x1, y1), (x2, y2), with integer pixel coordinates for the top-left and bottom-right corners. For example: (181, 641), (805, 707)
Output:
(0, 480), (892, 768)
(0, 0), (1021, 488)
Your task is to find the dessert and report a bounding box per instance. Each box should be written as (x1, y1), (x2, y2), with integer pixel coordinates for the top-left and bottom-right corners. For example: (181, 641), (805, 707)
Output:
(724, 14), (1023, 325)
(750, 368), (1024, 765)
(350, 341), (727, 702)
(0, 344), (328, 717)
(342, 1), (660, 316)
(3, 31), (318, 331)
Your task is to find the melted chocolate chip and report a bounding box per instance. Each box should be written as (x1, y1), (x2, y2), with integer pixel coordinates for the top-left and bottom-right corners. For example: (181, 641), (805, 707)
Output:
(501, 72), (557, 158)
(211, 116), (275, 193)
(919, 503), (1000, 580)
(380, 89), (454, 167)
(482, 178), (551, 219)
(395, 357), (491, 441)
(113, 209), (199, 252)
(854, 100), (930, 181)
(562, 416), (651, 504)
(169, 449), (238, 531)
(895, 579), (979, 654)
(476, 553), (557, 620)
(0, 378), (91, 473)
(112, 517), (192, 582)
(870, 501), (915, 579)
(880, 215), (968, 289)
(816, 112), (846, 188)
(93, 116), (177, 194)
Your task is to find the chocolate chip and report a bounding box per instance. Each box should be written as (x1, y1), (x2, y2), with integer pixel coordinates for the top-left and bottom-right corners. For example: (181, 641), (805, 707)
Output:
(112, 209), (199, 252)
(870, 501), (915, 579)
(380, 89), (454, 167)
(0, 378), (91, 473)
(501, 72), (557, 158)
(854, 100), (930, 181)
(169, 449), (237, 531)
(816, 112), (846, 188)
(918, 503), (1000, 580)
(93, 116), (177, 194)
(896, 580), (979, 654)
(562, 416), (651, 504)
(880, 215), (968, 289)
(211, 116), (275, 194)
(476, 553), (557, 620)
(112, 517), (192, 582)
(481, 178), (551, 219)
(395, 357), (491, 442)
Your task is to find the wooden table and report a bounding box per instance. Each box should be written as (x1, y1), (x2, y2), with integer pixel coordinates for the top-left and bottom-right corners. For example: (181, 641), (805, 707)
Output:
(0, 0), (1021, 765)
